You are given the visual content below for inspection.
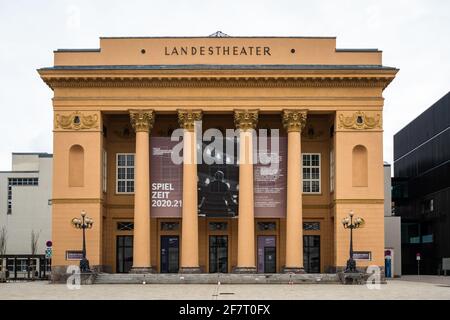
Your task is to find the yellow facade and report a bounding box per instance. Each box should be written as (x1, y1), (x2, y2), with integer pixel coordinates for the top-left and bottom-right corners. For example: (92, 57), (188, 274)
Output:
(39, 36), (397, 277)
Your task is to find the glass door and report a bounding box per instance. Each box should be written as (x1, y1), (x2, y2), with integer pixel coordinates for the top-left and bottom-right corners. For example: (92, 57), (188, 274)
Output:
(209, 235), (228, 273)
(257, 236), (276, 273)
(160, 236), (179, 273)
(303, 235), (320, 273)
(116, 235), (133, 273)
(264, 247), (276, 273)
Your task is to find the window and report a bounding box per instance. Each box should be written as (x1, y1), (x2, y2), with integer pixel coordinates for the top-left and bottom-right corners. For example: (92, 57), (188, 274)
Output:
(116, 153), (135, 193)
(303, 222), (320, 231)
(302, 153), (321, 193)
(330, 148), (335, 193)
(7, 177), (38, 214)
(257, 222), (276, 231)
(208, 222), (228, 231)
(161, 222), (180, 231)
(422, 199), (434, 213)
(401, 223), (421, 244)
(102, 149), (107, 193)
(117, 222), (134, 231)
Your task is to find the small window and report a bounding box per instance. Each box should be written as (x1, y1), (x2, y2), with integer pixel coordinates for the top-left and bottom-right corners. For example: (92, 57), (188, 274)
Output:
(257, 222), (276, 231)
(117, 222), (134, 231)
(303, 222), (320, 231)
(209, 222), (228, 231)
(421, 199), (434, 213)
(116, 153), (135, 193)
(302, 153), (321, 194)
(161, 222), (180, 231)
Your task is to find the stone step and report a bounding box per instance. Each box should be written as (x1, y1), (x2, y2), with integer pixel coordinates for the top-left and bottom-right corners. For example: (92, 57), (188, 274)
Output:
(94, 273), (340, 284)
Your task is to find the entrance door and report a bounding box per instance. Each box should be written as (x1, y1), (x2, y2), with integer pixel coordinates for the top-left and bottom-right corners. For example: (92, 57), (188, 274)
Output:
(160, 236), (179, 273)
(116, 235), (133, 273)
(257, 236), (276, 273)
(209, 235), (228, 273)
(303, 235), (320, 273)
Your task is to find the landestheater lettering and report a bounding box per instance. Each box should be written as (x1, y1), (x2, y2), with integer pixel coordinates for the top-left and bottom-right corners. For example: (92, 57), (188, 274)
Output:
(164, 46), (271, 56)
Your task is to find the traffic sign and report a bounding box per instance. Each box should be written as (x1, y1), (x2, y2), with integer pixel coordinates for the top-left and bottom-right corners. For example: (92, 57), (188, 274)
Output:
(46, 241), (52, 247)
(45, 247), (52, 258)
(416, 253), (421, 261)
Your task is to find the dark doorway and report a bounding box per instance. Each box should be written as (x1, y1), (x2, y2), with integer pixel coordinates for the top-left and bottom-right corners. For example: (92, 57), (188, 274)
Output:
(209, 235), (228, 273)
(160, 236), (179, 273)
(116, 235), (133, 273)
(303, 235), (320, 273)
(257, 236), (276, 273)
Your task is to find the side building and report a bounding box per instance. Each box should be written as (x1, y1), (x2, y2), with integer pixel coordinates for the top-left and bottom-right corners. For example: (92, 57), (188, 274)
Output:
(384, 162), (401, 277)
(394, 92), (450, 275)
(0, 153), (53, 257)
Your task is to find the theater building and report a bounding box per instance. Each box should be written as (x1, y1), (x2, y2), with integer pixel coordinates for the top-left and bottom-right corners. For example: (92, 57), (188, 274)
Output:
(38, 34), (397, 278)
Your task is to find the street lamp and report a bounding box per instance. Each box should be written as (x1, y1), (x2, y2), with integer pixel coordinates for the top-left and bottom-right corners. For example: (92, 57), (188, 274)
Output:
(71, 210), (94, 273)
(342, 210), (364, 273)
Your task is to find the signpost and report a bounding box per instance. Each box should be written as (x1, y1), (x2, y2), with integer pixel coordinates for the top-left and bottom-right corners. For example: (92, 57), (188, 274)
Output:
(416, 253), (421, 278)
(45, 241), (52, 258)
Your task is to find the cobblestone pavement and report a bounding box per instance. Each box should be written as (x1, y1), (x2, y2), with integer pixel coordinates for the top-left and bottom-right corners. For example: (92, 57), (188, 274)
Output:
(0, 277), (450, 300)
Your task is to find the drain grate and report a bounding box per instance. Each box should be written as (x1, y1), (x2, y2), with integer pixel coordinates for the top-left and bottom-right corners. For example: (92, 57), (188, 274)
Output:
(219, 292), (235, 295)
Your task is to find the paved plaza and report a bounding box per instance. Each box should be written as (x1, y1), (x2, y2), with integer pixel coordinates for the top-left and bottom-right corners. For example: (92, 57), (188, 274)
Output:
(0, 276), (449, 300)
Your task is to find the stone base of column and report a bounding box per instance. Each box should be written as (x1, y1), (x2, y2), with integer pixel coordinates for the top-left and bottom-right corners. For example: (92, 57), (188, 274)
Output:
(282, 267), (306, 274)
(179, 267), (202, 274)
(233, 267), (257, 274)
(130, 266), (155, 274)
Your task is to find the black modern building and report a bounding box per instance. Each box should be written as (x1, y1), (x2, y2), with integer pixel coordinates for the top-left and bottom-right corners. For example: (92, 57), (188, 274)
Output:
(393, 91), (450, 275)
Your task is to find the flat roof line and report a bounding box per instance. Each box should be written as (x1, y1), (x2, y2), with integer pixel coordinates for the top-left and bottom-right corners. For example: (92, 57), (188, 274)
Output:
(0, 171), (39, 174)
(12, 152), (53, 158)
(336, 49), (380, 52)
(54, 49), (100, 53)
(99, 36), (338, 39)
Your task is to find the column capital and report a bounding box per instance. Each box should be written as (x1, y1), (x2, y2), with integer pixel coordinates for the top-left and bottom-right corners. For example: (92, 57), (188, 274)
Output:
(129, 110), (155, 132)
(178, 110), (202, 131)
(282, 110), (308, 133)
(234, 110), (258, 130)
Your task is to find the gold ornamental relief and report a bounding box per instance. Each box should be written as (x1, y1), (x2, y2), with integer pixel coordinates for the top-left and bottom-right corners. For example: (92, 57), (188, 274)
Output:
(178, 110), (202, 131)
(54, 112), (99, 130)
(282, 110), (308, 132)
(234, 110), (258, 130)
(129, 110), (155, 132)
(338, 111), (382, 130)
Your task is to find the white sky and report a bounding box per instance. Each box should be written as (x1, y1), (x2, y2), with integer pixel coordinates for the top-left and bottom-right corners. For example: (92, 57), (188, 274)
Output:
(0, 0), (449, 172)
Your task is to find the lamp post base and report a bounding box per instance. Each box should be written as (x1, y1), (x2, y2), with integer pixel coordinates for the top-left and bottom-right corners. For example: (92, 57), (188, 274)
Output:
(344, 258), (357, 273)
(80, 258), (91, 273)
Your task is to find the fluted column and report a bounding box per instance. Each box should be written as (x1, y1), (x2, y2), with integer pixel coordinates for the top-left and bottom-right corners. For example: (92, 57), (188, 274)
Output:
(282, 110), (307, 273)
(234, 110), (258, 273)
(178, 110), (202, 273)
(129, 110), (155, 273)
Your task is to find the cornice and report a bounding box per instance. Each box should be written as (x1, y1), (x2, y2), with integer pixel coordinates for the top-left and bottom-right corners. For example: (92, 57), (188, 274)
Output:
(39, 72), (396, 90)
